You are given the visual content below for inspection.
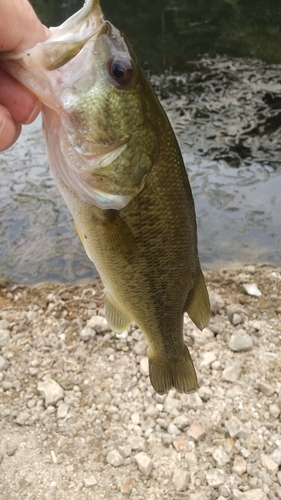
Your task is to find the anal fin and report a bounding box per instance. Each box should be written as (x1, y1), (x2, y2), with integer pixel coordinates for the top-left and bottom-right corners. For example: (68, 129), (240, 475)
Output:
(184, 267), (210, 330)
(104, 292), (131, 333)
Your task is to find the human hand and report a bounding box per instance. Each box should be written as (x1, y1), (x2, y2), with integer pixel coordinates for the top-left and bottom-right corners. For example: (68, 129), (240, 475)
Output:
(0, 0), (48, 151)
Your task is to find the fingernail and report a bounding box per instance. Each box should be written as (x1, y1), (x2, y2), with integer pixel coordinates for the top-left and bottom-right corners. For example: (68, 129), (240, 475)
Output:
(23, 99), (42, 125)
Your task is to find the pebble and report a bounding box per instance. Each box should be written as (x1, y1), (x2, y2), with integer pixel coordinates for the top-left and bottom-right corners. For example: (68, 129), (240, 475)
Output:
(15, 411), (30, 426)
(173, 415), (189, 430)
(172, 469), (190, 491)
(173, 438), (193, 453)
(117, 444), (132, 458)
(232, 455), (247, 476)
(128, 436), (145, 451)
(37, 379), (64, 407)
(205, 468), (226, 487)
(242, 283), (262, 297)
(106, 449), (124, 467)
(222, 362), (242, 382)
(0, 355), (10, 371)
(0, 329), (10, 347)
(212, 447), (230, 466)
(231, 313), (243, 325)
(232, 488), (267, 500)
(133, 340), (147, 356)
(167, 422), (181, 435)
(208, 290), (225, 312)
(187, 422), (206, 441)
(228, 329), (253, 351)
(120, 476), (136, 494)
(139, 357), (149, 377)
(86, 315), (110, 333)
(79, 326), (96, 340)
(163, 395), (181, 413)
(260, 453), (278, 475)
(6, 442), (18, 456)
(84, 475), (97, 488)
(256, 381), (275, 397)
(199, 351), (217, 367)
(134, 452), (153, 476)
(225, 416), (248, 439)
(57, 403), (69, 419)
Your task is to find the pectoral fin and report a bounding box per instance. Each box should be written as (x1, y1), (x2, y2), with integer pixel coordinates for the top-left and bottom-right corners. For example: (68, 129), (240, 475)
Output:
(184, 268), (210, 330)
(98, 209), (139, 263)
(104, 292), (131, 332)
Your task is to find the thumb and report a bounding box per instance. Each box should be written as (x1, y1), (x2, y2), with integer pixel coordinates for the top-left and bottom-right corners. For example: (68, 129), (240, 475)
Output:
(0, 0), (48, 52)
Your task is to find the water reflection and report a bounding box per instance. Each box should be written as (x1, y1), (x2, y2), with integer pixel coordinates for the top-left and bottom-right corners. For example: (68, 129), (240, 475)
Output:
(0, 115), (280, 284)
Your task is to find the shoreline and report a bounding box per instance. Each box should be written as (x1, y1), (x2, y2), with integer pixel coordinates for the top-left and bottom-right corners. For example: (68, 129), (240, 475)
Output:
(1, 262), (281, 499)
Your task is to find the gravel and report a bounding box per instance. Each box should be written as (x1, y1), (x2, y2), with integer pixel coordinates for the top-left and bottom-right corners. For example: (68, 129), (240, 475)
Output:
(0, 262), (281, 499)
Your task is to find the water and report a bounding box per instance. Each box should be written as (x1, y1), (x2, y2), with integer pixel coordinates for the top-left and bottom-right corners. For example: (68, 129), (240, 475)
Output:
(0, 114), (280, 284)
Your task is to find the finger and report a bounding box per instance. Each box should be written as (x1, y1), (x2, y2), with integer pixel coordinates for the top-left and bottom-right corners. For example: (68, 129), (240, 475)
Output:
(0, 106), (22, 151)
(0, 68), (42, 124)
(0, 0), (47, 51)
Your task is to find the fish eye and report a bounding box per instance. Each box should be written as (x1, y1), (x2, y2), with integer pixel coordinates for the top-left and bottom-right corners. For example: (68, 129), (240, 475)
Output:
(108, 56), (133, 85)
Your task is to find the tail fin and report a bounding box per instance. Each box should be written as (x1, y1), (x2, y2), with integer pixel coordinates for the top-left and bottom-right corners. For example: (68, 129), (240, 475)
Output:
(148, 344), (198, 395)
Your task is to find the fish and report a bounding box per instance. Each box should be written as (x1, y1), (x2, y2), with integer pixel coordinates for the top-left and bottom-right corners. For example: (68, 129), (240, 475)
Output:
(0, 0), (210, 394)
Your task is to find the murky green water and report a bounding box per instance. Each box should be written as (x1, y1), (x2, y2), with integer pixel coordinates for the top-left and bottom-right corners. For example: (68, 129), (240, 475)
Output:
(0, 111), (280, 284)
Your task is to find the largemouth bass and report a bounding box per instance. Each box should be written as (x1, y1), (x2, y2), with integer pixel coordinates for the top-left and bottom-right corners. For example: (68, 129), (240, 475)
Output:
(1, 0), (210, 394)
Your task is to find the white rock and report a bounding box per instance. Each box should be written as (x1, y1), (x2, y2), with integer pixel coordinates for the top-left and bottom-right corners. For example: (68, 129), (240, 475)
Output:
(232, 455), (247, 476)
(205, 468), (226, 487)
(84, 475), (97, 487)
(260, 453), (278, 475)
(172, 469), (189, 491)
(15, 411), (30, 426)
(209, 290), (225, 312)
(232, 488), (266, 500)
(173, 415), (189, 430)
(131, 412), (140, 425)
(57, 403), (69, 419)
(0, 330), (10, 347)
(134, 452), (153, 476)
(80, 326), (96, 340)
(222, 362), (242, 382)
(127, 436), (145, 451)
(256, 381), (275, 396)
(187, 421), (206, 441)
(212, 447), (230, 466)
(37, 379), (64, 407)
(242, 283), (262, 297)
(200, 351), (217, 368)
(184, 393), (203, 409)
(117, 444), (131, 458)
(228, 330), (253, 352)
(0, 319), (9, 329)
(163, 395), (181, 413)
(87, 315), (110, 333)
(167, 422), (181, 436)
(106, 450), (124, 467)
(0, 355), (10, 371)
(225, 416), (249, 439)
(269, 403), (280, 418)
(232, 313), (243, 325)
(140, 357), (149, 377)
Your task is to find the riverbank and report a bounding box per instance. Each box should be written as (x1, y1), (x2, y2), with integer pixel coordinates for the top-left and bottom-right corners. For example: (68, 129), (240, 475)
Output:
(1, 262), (281, 499)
